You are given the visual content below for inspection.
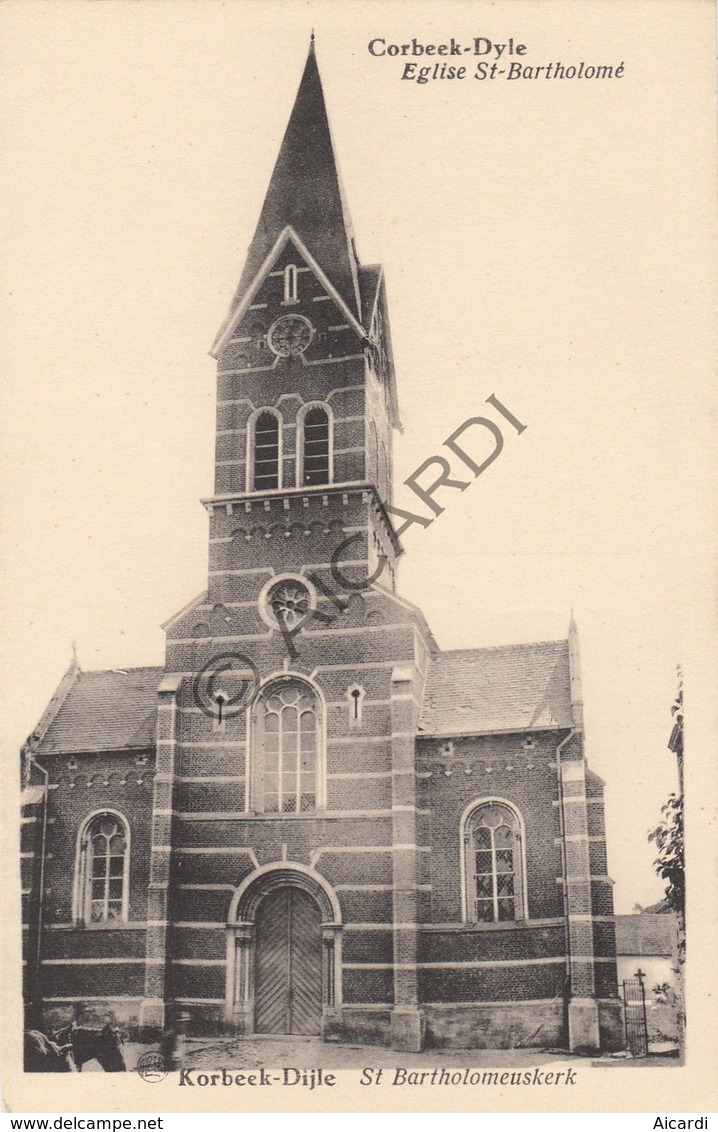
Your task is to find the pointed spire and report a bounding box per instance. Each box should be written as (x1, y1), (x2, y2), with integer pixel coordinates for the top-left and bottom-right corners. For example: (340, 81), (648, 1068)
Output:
(223, 38), (361, 327)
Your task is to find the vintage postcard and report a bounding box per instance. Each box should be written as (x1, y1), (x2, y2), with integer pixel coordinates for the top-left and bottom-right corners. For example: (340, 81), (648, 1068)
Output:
(2, 0), (716, 1116)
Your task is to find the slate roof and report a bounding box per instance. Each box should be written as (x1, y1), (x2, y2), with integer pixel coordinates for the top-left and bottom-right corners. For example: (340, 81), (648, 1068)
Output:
(36, 639), (573, 753)
(419, 639), (574, 736)
(37, 667), (163, 755)
(615, 914), (677, 957)
(215, 38), (361, 346)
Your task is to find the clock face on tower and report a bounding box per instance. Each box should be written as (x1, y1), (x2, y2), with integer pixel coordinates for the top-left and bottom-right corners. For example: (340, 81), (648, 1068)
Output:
(267, 314), (314, 357)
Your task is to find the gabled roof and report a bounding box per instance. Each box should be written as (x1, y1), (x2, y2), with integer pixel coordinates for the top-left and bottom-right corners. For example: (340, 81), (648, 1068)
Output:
(615, 914), (677, 957)
(214, 39), (361, 349)
(211, 225), (367, 359)
(419, 639), (574, 736)
(37, 667), (163, 755)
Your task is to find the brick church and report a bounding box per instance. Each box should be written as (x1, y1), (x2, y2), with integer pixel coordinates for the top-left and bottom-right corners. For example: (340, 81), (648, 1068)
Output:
(22, 39), (622, 1054)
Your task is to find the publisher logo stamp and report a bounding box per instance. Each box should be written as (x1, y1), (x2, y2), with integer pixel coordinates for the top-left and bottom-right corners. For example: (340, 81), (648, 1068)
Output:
(137, 1051), (168, 1082)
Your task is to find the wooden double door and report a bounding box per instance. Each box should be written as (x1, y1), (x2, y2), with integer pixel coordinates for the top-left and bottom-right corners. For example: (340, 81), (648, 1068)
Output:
(254, 886), (323, 1035)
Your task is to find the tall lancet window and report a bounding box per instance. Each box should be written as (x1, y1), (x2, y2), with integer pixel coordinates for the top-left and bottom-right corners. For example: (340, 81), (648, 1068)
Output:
(463, 800), (526, 923)
(75, 811), (130, 925)
(253, 679), (322, 813)
(301, 406), (330, 486)
(252, 410), (281, 491)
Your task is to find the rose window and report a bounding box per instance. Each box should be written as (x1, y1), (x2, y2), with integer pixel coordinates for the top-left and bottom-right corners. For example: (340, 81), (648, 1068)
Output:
(266, 580), (311, 629)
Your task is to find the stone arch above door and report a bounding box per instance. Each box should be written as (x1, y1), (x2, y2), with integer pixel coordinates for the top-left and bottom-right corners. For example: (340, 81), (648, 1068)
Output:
(225, 862), (342, 1033)
(229, 861), (342, 926)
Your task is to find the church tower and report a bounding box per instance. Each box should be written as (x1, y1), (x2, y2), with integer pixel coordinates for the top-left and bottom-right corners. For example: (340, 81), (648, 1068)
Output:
(148, 39), (435, 1050)
(206, 37), (401, 602)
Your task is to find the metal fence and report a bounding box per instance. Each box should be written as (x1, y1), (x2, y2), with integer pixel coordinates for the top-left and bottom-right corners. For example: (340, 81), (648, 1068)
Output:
(622, 969), (649, 1056)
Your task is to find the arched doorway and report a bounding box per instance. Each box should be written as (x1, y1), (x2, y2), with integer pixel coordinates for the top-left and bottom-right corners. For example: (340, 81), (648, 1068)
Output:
(255, 886), (322, 1034)
(226, 863), (342, 1036)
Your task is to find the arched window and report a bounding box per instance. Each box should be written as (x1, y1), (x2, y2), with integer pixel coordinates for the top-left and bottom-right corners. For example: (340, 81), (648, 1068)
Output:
(300, 406), (330, 486)
(253, 679), (322, 813)
(283, 264), (299, 305)
(252, 410), (281, 491)
(75, 811), (130, 925)
(463, 800), (525, 923)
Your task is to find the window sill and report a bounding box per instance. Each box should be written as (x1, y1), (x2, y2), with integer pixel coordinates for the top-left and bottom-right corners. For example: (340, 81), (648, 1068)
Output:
(421, 918), (565, 933)
(50, 921), (146, 932)
(241, 810), (327, 820)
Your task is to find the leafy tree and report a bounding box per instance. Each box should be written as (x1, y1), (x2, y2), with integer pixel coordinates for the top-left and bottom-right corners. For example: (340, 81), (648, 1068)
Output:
(648, 672), (684, 1047)
(648, 792), (684, 916)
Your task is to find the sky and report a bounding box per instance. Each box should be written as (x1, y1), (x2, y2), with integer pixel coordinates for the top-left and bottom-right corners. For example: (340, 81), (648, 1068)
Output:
(2, 1), (716, 916)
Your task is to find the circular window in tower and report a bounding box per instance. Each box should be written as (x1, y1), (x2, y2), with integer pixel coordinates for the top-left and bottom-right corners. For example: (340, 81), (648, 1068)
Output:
(267, 314), (314, 357)
(258, 574), (316, 632)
